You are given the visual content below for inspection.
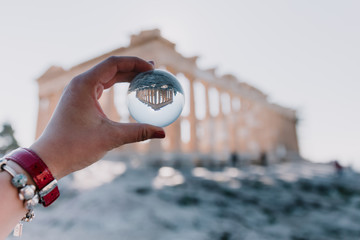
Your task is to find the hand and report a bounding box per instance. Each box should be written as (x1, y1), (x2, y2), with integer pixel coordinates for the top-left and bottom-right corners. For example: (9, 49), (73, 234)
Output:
(30, 56), (165, 179)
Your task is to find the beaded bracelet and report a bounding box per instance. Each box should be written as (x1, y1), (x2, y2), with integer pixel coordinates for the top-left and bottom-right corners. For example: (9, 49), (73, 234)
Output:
(0, 158), (39, 237)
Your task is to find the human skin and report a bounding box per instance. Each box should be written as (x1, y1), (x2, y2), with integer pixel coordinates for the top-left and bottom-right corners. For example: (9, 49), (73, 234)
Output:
(0, 56), (165, 239)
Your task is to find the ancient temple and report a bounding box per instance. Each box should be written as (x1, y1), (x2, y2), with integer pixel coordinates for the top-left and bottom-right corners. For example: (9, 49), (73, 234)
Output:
(136, 88), (174, 111)
(35, 29), (300, 165)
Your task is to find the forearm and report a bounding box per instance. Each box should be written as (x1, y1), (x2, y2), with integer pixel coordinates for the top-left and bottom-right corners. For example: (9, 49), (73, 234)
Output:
(0, 56), (165, 239)
(0, 161), (32, 239)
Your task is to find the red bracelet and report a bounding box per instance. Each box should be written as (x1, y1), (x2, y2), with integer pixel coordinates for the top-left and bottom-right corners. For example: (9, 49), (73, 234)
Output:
(5, 148), (60, 207)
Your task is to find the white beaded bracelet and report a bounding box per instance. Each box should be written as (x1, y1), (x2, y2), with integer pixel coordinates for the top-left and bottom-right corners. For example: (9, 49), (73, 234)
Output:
(0, 158), (40, 237)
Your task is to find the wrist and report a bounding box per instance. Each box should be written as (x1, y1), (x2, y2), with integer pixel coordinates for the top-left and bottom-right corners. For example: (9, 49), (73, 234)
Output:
(30, 140), (64, 179)
(4, 148), (60, 207)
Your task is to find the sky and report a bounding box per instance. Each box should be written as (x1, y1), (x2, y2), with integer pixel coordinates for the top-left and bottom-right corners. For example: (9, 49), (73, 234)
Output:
(0, 0), (359, 169)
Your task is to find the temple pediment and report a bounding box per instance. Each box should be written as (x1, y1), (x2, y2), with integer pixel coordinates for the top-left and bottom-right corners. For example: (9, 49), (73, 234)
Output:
(37, 66), (66, 82)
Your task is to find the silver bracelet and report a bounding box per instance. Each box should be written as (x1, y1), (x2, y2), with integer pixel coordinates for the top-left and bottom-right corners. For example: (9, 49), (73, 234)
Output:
(0, 158), (40, 236)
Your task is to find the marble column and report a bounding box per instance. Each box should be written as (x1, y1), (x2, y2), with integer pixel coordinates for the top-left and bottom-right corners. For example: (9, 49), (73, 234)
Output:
(227, 92), (236, 154)
(214, 88), (227, 159)
(201, 81), (213, 154)
(182, 73), (198, 153)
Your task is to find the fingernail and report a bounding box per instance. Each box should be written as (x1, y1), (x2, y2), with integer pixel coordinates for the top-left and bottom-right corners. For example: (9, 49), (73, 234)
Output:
(148, 60), (155, 66)
(152, 130), (165, 138)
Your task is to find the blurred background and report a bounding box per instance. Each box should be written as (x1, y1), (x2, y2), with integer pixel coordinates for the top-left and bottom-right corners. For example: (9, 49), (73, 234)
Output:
(1, 1), (360, 239)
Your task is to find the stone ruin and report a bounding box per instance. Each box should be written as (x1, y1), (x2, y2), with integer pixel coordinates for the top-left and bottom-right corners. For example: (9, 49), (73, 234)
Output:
(35, 29), (300, 167)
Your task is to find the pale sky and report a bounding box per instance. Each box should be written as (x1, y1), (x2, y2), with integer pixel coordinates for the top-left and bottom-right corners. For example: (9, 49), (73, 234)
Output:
(0, 0), (359, 169)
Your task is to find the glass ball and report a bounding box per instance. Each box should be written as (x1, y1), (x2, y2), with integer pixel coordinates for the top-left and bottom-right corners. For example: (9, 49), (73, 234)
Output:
(127, 69), (185, 127)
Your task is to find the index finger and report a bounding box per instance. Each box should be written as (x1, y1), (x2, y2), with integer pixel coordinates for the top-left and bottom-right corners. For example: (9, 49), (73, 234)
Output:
(83, 56), (154, 87)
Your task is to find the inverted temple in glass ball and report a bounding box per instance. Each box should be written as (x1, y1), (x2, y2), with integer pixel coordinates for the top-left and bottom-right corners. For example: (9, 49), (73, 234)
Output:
(127, 69), (185, 127)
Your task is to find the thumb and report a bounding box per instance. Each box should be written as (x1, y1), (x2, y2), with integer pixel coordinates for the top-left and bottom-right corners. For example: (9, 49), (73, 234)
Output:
(113, 123), (165, 145)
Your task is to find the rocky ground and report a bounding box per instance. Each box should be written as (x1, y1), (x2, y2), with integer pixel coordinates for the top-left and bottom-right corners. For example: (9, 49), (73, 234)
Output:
(7, 160), (360, 240)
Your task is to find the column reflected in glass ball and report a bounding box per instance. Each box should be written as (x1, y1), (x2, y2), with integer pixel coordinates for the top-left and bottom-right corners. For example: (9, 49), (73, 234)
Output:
(127, 69), (185, 127)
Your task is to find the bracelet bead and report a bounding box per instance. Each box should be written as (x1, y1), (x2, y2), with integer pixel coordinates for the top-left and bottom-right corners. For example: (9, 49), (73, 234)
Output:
(11, 174), (28, 188)
(25, 194), (40, 209)
(19, 185), (37, 201)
